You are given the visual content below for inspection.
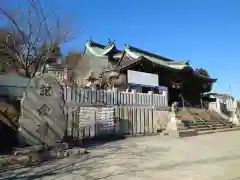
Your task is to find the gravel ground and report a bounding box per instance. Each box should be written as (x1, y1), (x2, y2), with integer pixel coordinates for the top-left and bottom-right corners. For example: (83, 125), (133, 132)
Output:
(1, 131), (240, 180)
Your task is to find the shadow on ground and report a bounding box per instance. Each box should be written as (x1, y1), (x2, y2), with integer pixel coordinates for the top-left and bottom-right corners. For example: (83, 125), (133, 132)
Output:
(1, 143), (240, 180)
(79, 135), (126, 149)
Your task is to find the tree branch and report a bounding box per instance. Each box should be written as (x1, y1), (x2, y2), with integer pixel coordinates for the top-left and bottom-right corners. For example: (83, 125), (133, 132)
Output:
(0, 0), (71, 78)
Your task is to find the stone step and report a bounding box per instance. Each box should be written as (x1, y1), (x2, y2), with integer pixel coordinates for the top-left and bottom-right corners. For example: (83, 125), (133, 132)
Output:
(187, 127), (209, 130)
(188, 126), (227, 130)
(182, 118), (226, 124)
(187, 122), (228, 127)
(195, 126), (231, 131)
(188, 121), (228, 126)
(178, 109), (232, 132)
(202, 119), (224, 122)
(205, 121), (224, 124)
(195, 127), (213, 131)
(173, 129), (198, 138)
(213, 126), (229, 129)
(195, 121), (226, 126)
(211, 124), (228, 127)
(183, 119), (221, 123)
(204, 122), (231, 127)
(187, 124), (210, 128)
(197, 127), (240, 135)
(176, 127), (240, 138)
(186, 121), (222, 126)
(186, 121), (210, 124)
(184, 123), (208, 127)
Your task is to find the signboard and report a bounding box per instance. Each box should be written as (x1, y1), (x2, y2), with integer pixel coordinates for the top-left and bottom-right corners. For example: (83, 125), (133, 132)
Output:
(127, 70), (159, 87)
(96, 107), (115, 132)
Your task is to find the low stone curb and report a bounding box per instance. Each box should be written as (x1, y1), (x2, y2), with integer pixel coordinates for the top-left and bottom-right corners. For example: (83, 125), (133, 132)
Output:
(197, 127), (240, 135)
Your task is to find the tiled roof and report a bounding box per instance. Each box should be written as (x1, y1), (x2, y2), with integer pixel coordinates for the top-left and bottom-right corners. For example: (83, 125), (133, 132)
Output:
(84, 40), (217, 82)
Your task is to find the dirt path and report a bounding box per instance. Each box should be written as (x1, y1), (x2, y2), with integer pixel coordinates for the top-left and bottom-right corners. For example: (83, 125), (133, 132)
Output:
(1, 131), (240, 179)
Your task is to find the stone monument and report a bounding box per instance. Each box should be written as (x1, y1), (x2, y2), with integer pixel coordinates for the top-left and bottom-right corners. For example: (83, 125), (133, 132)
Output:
(18, 74), (66, 147)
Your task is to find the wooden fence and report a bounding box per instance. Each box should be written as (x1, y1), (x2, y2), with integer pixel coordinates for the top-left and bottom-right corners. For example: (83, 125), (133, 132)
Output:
(64, 85), (168, 107)
(66, 106), (161, 140)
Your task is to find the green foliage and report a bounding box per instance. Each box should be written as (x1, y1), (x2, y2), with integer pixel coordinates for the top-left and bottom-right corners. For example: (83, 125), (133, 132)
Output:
(0, 0), (70, 78)
(195, 68), (212, 93)
(195, 68), (209, 77)
(0, 29), (62, 76)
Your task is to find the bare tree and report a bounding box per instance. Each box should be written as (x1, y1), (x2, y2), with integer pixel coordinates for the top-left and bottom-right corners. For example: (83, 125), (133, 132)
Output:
(0, 0), (71, 78)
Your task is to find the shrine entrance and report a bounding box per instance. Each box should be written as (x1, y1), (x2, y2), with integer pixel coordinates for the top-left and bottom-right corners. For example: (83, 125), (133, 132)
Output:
(168, 78), (184, 106)
(168, 88), (182, 106)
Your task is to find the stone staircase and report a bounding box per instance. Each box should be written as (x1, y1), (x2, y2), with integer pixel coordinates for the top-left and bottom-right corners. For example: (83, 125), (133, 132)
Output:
(177, 108), (234, 134)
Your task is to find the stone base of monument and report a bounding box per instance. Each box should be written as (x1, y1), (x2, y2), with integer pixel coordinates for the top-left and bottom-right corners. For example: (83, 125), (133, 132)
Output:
(165, 112), (197, 138)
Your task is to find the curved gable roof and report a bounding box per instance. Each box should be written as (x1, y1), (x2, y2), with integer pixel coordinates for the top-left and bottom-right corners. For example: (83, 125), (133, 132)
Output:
(83, 40), (217, 82)
(84, 40), (118, 57)
(124, 45), (191, 70)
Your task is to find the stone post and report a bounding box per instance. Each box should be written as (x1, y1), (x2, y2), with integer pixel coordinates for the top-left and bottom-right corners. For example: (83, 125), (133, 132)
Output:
(162, 90), (168, 107)
(112, 87), (118, 92)
(231, 112), (240, 126)
(166, 103), (186, 131)
(216, 98), (220, 110)
(112, 87), (118, 105)
(148, 91), (153, 106)
(131, 89), (137, 105)
(230, 100), (240, 125)
(126, 86), (131, 92)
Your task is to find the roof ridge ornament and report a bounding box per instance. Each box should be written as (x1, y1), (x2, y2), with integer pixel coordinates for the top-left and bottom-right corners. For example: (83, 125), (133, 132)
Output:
(87, 40), (92, 46)
(104, 39), (116, 50)
(107, 37), (115, 45)
(108, 37), (113, 44)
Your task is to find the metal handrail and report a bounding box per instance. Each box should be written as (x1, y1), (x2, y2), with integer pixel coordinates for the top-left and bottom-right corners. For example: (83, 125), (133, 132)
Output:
(182, 99), (213, 129)
(204, 108), (230, 127)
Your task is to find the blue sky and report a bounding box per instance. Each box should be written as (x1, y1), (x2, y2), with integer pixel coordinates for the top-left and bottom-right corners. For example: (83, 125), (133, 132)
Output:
(3, 0), (240, 98)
